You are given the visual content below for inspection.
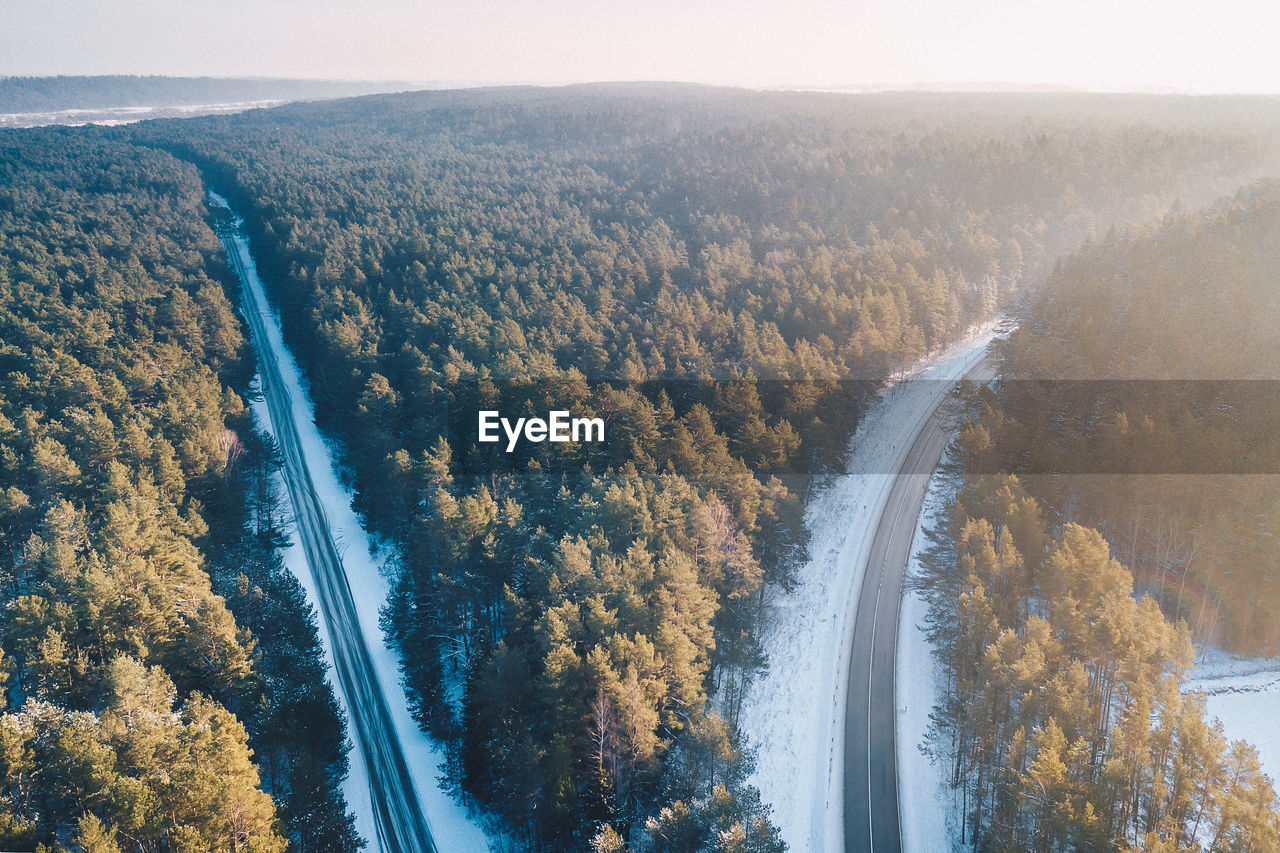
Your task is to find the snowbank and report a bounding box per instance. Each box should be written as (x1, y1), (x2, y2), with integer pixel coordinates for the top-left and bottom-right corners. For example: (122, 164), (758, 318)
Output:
(896, 458), (964, 853)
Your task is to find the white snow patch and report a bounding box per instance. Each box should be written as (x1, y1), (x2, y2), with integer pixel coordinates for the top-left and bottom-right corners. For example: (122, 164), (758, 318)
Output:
(213, 191), (494, 853)
(1187, 649), (1280, 790)
(738, 323), (998, 853)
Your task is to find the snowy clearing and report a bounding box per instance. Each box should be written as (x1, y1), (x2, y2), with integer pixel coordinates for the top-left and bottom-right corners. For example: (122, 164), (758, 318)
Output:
(738, 323), (998, 853)
(1187, 649), (1280, 791)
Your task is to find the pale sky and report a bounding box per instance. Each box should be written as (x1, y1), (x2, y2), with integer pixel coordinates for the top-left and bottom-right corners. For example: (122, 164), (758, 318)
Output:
(3, 0), (1279, 93)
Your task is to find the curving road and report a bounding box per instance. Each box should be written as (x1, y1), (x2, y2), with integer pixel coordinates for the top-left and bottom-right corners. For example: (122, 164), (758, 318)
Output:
(210, 193), (438, 853)
(844, 354), (996, 853)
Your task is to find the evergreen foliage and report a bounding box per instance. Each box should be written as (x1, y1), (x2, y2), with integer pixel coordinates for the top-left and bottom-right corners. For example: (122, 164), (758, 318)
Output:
(127, 86), (1280, 848)
(978, 182), (1280, 653)
(0, 130), (358, 852)
(917, 475), (1280, 850)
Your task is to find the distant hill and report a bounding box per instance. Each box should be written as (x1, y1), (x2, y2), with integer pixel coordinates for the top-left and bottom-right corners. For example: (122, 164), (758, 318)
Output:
(0, 74), (423, 114)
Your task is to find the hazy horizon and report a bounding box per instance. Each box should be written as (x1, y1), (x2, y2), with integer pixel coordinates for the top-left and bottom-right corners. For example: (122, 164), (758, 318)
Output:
(4, 0), (1279, 95)
(0, 76), (1242, 97)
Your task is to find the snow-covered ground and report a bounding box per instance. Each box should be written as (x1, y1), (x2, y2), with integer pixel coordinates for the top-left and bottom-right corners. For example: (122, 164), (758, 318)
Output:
(1186, 649), (1280, 789)
(897, 458), (964, 853)
(0, 100), (286, 128)
(738, 324), (998, 853)
(217, 191), (494, 853)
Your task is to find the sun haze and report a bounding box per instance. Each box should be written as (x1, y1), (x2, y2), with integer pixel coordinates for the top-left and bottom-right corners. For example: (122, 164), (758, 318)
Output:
(2, 0), (1278, 93)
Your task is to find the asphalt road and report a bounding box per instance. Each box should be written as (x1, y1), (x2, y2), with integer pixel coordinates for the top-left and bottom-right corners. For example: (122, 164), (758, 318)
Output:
(844, 355), (996, 853)
(213, 200), (438, 853)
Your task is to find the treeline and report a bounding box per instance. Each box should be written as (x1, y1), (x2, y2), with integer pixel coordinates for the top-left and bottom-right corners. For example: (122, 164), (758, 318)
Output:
(916, 473), (1280, 851)
(0, 76), (411, 113)
(0, 130), (359, 851)
(124, 86), (1280, 849)
(967, 182), (1280, 653)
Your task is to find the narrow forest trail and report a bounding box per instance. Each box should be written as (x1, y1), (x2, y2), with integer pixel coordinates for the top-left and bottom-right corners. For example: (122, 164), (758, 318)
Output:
(208, 190), (471, 853)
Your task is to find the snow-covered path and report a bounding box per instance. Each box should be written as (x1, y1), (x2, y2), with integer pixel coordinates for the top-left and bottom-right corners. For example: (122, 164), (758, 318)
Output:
(209, 190), (493, 853)
(738, 324), (998, 853)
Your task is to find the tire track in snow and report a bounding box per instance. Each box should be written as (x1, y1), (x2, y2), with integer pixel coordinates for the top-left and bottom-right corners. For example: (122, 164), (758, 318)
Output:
(210, 192), (439, 853)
